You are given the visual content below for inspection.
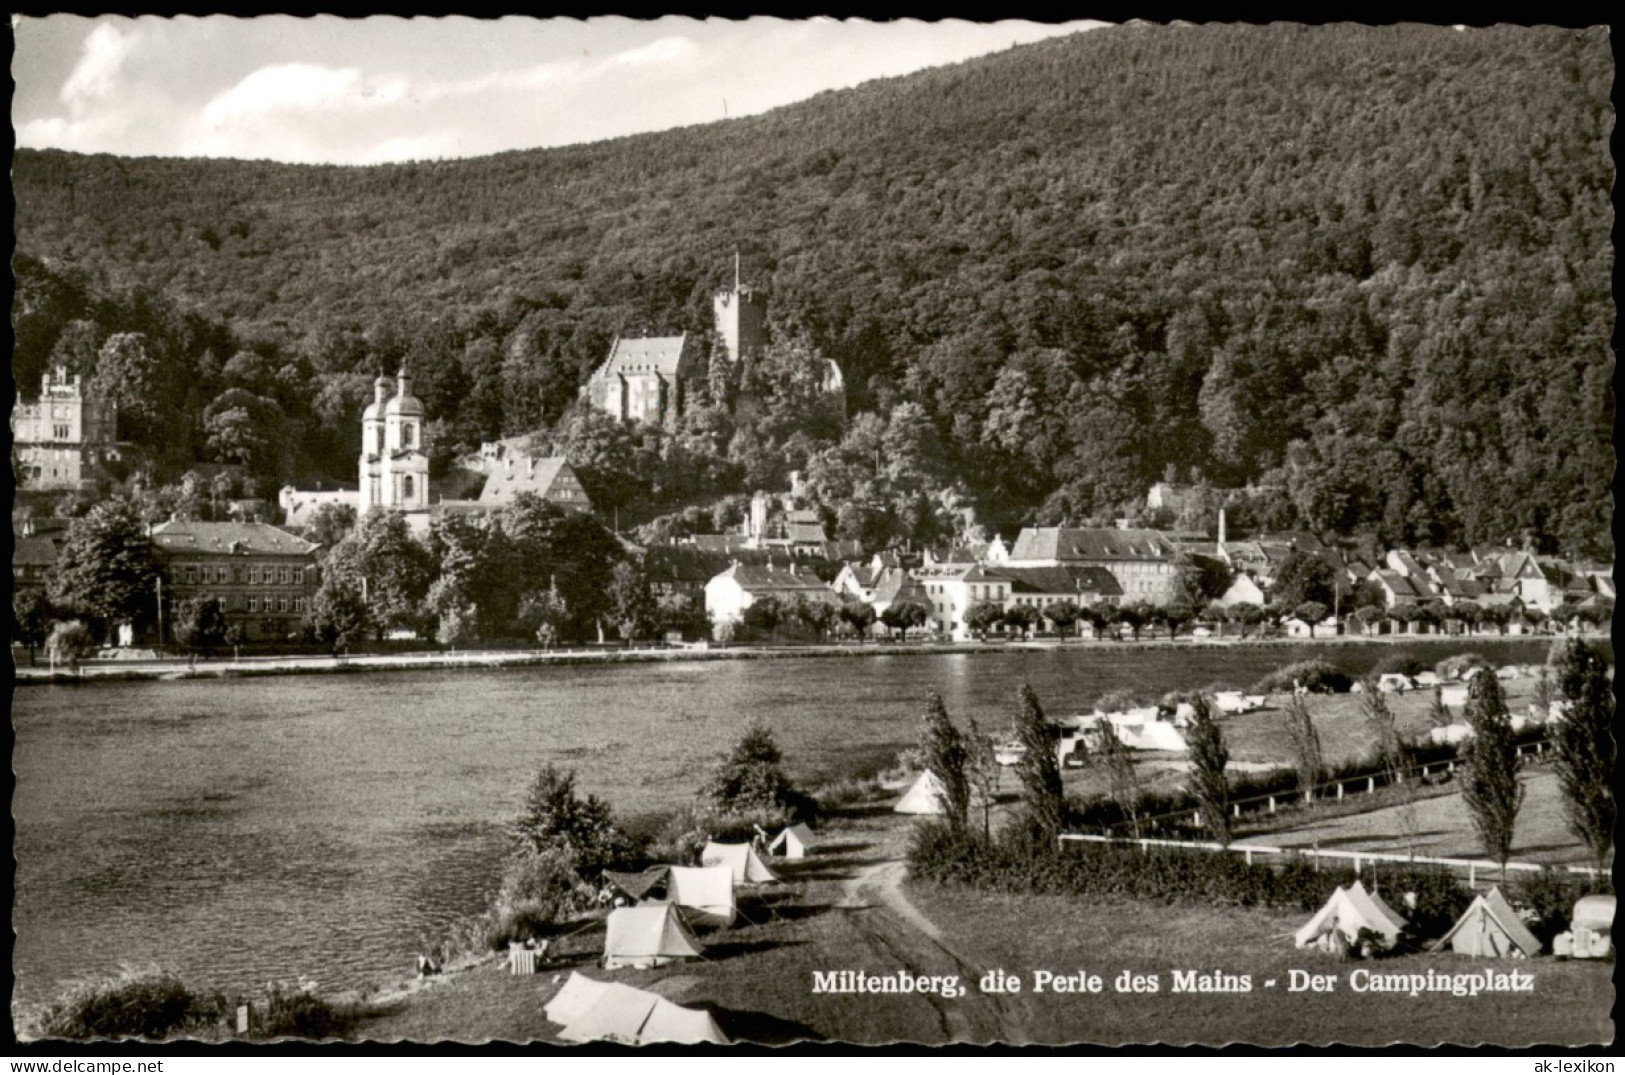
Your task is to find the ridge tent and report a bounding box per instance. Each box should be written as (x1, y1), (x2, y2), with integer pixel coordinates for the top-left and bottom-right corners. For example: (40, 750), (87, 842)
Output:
(1433, 887), (1541, 958)
(769, 823), (818, 860)
(892, 770), (948, 815)
(700, 840), (781, 884)
(602, 903), (706, 969)
(603, 865), (671, 903)
(558, 981), (729, 1046)
(1295, 881), (1409, 950)
(667, 865), (737, 928)
(544, 972), (612, 1028)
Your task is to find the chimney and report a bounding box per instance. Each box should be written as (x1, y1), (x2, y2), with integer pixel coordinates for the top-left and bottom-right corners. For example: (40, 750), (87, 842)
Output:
(1218, 509), (1227, 549)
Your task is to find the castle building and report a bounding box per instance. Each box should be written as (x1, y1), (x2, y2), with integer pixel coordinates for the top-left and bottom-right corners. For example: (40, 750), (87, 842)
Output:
(10, 366), (121, 491)
(359, 366), (431, 534)
(712, 261), (767, 366)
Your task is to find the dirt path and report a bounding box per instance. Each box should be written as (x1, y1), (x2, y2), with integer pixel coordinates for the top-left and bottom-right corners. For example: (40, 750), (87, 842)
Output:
(828, 822), (1036, 1045)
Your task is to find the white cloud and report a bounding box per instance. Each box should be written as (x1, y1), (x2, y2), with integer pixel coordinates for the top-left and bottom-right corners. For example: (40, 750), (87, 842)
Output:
(199, 63), (408, 127)
(609, 35), (698, 68)
(60, 21), (137, 112)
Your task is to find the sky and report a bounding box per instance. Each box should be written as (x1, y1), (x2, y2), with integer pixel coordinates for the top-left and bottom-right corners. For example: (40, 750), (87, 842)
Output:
(12, 16), (1106, 165)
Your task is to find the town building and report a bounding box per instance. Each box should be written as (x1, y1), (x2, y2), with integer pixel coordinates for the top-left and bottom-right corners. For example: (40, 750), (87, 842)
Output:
(999, 565), (1124, 618)
(992, 526), (1182, 605)
(11, 366), (122, 491)
(149, 520), (321, 642)
(279, 484), (356, 529)
(704, 562), (842, 637)
(461, 453), (591, 514)
(913, 563), (1011, 640)
(358, 366), (431, 535)
(12, 532), (59, 595)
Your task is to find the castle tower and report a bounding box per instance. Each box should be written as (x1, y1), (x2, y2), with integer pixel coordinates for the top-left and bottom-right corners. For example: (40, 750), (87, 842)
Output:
(712, 254), (767, 365)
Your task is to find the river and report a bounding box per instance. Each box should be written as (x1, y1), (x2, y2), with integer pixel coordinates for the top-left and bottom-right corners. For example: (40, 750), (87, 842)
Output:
(10, 637), (1560, 1009)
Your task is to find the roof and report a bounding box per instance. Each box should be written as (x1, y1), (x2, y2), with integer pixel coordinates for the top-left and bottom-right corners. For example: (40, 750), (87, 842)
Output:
(13, 534), (58, 567)
(712, 563), (838, 596)
(872, 568), (931, 607)
(1008, 527), (1176, 563)
(640, 546), (732, 585)
(478, 455), (583, 506)
(785, 520), (829, 544)
(151, 520), (318, 557)
(600, 335), (690, 378)
(999, 564), (1124, 597)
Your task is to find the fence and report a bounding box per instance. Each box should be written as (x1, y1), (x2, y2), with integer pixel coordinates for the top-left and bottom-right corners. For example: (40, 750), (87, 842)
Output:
(1110, 738), (1553, 837)
(1057, 832), (1607, 886)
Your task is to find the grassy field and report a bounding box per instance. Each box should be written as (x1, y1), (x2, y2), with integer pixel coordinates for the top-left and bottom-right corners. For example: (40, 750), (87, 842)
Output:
(903, 882), (1614, 1047)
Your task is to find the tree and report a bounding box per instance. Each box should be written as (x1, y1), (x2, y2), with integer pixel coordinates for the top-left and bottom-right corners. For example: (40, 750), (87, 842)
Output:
(880, 599), (930, 641)
(1360, 676), (1420, 852)
(1202, 602), (1230, 639)
(12, 589), (52, 664)
(606, 561), (657, 645)
(1160, 600), (1196, 639)
(520, 587), (570, 649)
(1116, 602), (1149, 642)
(1460, 668), (1525, 873)
(327, 509), (436, 638)
(963, 599), (1005, 638)
(171, 596), (228, 656)
(48, 501), (163, 642)
(1045, 599), (1080, 640)
(45, 619), (97, 669)
(1551, 639), (1615, 870)
(998, 603), (1034, 640)
(836, 598), (876, 641)
(1096, 713), (1142, 837)
(513, 765), (633, 880)
(1230, 602), (1263, 639)
(304, 576), (371, 654)
(702, 720), (812, 821)
(920, 693), (971, 833)
(1013, 684), (1065, 837)
(742, 596), (786, 641)
(1272, 549), (1335, 609)
(1293, 600), (1329, 638)
(1184, 696), (1231, 846)
(1281, 692), (1324, 803)
(657, 591), (709, 640)
(305, 502), (357, 550)
(963, 715), (999, 840)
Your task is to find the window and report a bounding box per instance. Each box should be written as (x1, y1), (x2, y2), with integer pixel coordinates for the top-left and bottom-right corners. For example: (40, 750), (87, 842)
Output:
(278, 597), (288, 613)
(402, 424), (414, 448)
(278, 567), (290, 585)
(248, 597), (259, 614)
(402, 475), (414, 500)
(186, 568), (197, 585)
(294, 597), (306, 613)
(248, 566), (259, 584)
(53, 425), (70, 440)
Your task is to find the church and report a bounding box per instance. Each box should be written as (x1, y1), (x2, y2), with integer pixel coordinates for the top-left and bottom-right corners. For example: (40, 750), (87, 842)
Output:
(358, 365), (431, 534)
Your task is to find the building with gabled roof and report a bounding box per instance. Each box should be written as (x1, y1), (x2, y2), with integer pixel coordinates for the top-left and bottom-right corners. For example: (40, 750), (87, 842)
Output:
(997, 526), (1181, 605)
(704, 561), (841, 637)
(149, 520), (321, 642)
(913, 563), (1013, 639)
(583, 335), (700, 427)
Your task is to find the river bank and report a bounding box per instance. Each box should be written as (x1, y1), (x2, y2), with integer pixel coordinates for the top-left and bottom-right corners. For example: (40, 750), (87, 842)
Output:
(11, 629), (1587, 686)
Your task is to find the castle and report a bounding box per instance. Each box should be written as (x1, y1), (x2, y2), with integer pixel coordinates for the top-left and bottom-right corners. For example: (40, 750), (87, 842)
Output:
(11, 366), (121, 491)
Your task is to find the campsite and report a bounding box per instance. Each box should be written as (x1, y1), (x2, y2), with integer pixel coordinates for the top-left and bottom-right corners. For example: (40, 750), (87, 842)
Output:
(351, 662), (1611, 1048)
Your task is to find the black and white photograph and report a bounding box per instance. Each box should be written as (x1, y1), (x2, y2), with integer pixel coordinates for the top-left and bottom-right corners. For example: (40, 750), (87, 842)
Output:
(8, 14), (1615, 1050)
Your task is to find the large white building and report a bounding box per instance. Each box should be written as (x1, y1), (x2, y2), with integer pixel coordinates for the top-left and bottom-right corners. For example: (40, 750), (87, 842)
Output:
(358, 366), (430, 534)
(11, 366), (121, 491)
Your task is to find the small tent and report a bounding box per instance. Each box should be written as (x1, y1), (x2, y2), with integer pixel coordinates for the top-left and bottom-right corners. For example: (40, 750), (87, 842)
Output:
(1433, 887), (1541, 958)
(1117, 721), (1188, 753)
(700, 840), (781, 884)
(602, 903), (706, 969)
(893, 770), (948, 815)
(602, 865), (671, 903)
(1295, 881), (1409, 950)
(544, 971), (613, 1028)
(769, 823), (818, 860)
(667, 865), (737, 929)
(558, 981), (730, 1045)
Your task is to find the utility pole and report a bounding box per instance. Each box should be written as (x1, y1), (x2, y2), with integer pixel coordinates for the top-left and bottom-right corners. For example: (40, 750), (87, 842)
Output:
(156, 577), (164, 646)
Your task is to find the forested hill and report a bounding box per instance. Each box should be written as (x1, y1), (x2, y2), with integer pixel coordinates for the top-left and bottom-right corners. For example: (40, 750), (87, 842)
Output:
(12, 23), (1614, 557)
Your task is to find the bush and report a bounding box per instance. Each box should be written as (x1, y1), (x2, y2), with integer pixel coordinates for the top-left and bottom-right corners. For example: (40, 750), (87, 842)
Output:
(702, 720), (817, 822)
(1370, 654), (1428, 678)
(30, 967), (227, 1041)
(512, 765), (643, 879)
(1512, 870), (1615, 947)
(1547, 637), (1611, 670)
(1435, 652), (1491, 680)
(253, 982), (366, 1041)
(1251, 659), (1352, 695)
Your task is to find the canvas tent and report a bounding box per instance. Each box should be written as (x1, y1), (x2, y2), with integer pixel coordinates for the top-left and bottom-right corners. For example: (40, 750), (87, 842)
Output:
(893, 770), (948, 815)
(1433, 887), (1541, 958)
(556, 980), (729, 1045)
(1295, 881), (1409, 950)
(603, 865), (671, 902)
(602, 903), (706, 969)
(769, 823), (818, 859)
(667, 865), (737, 928)
(544, 972), (613, 1027)
(701, 840), (781, 885)
(1115, 720), (1188, 753)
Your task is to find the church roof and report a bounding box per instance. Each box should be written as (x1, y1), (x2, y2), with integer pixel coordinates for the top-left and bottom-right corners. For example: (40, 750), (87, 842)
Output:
(601, 336), (690, 378)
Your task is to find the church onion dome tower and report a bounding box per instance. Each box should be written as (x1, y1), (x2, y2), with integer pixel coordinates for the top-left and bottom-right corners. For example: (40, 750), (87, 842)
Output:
(385, 365), (424, 419)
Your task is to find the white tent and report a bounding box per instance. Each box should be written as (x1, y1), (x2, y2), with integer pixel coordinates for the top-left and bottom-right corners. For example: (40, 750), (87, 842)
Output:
(1376, 673), (1414, 693)
(667, 865), (737, 929)
(602, 903), (706, 969)
(544, 972), (613, 1028)
(893, 770), (948, 815)
(558, 981), (729, 1045)
(1433, 887), (1541, 958)
(769, 823), (818, 859)
(700, 840), (781, 884)
(1295, 881), (1409, 950)
(1427, 722), (1474, 746)
(1117, 720), (1188, 752)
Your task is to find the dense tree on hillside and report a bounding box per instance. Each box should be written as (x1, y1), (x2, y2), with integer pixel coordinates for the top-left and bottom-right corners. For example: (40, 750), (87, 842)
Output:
(10, 25), (1612, 555)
